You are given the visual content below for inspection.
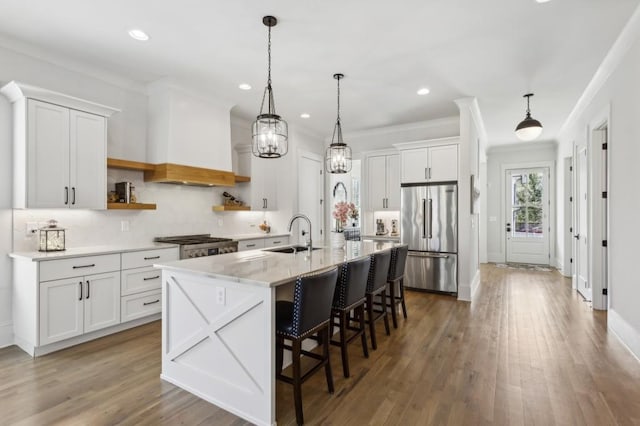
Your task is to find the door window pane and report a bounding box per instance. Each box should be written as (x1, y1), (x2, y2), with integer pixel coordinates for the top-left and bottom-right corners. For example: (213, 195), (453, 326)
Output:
(511, 172), (544, 239)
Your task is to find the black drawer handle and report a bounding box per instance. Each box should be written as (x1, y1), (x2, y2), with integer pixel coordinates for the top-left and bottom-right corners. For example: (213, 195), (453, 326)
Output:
(73, 264), (96, 269)
(246, 244), (256, 248)
(143, 299), (160, 306)
(143, 275), (160, 281)
(144, 256), (160, 260)
(272, 241), (281, 244)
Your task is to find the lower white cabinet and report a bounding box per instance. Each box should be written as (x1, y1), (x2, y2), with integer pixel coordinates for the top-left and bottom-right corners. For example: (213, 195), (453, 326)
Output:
(40, 271), (120, 346)
(121, 290), (162, 322)
(238, 236), (290, 251)
(264, 236), (289, 248)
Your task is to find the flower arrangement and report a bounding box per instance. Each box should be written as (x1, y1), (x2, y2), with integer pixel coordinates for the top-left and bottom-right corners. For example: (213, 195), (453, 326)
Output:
(333, 202), (358, 232)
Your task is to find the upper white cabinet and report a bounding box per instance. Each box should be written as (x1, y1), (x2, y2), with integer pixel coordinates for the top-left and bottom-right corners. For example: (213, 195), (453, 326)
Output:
(251, 156), (279, 210)
(367, 153), (400, 211)
(1, 81), (118, 209)
(400, 143), (458, 184)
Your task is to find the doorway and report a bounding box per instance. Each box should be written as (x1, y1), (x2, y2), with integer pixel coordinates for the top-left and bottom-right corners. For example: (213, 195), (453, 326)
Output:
(297, 151), (324, 244)
(505, 167), (550, 264)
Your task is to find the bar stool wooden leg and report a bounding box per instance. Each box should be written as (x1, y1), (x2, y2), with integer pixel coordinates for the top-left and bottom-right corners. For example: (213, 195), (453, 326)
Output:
(400, 278), (408, 319)
(380, 291), (390, 336)
(366, 294), (378, 350)
(357, 305), (369, 358)
(292, 339), (304, 425)
(276, 335), (284, 375)
(324, 326), (334, 394)
(339, 310), (350, 378)
(389, 280), (398, 329)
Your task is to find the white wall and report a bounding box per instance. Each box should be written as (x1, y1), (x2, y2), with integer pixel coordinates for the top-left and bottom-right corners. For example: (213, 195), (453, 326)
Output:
(0, 95), (13, 346)
(486, 142), (557, 264)
(556, 9), (640, 359)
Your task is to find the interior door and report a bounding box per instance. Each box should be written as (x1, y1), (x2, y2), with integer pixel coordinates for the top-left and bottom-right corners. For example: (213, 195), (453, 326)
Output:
(576, 147), (591, 301)
(505, 167), (550, 264)
(298, 153), (324, 244)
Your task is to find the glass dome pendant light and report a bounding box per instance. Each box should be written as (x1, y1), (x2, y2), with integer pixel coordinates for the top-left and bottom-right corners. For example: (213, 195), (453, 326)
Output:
(515, 93), (543, 141)
(252, 16), (288, 159)
(325, 73), (352, 174)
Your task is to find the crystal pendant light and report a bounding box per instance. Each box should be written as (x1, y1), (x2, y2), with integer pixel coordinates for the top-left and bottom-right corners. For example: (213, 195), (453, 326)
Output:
(325, 73), (352, 174)
(515, 93), (543, 141)
(252, 16), (288, 159)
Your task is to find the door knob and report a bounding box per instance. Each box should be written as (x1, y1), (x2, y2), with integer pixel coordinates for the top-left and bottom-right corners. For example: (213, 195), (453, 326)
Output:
(574, 234), (580, 240)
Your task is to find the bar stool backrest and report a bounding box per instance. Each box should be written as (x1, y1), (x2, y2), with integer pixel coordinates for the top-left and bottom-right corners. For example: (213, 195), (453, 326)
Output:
(292, 267), (339, 337)
(367, 250), (392, 293)
(334, 256), (371, 309)
(388, 245), (409, 281)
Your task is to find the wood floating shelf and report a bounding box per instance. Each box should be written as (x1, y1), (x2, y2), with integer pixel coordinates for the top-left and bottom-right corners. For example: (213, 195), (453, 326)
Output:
(107, 203), (157, 210)
(212, 205), (251, 212)
(234, 175), (251, 183)
(107, 158), (156, 172)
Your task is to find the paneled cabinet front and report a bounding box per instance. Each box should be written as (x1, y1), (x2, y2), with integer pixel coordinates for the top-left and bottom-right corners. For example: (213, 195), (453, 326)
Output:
(400, 144), (458, 184)
(21, 99), (107, 209)
(250, 156), (279, 210)
(367, 154), (400, 211)
(39, 270), (120, 346)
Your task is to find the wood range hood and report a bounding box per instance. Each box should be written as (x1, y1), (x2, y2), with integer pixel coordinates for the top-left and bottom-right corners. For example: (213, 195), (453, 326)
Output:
(143, 163), (235, 187)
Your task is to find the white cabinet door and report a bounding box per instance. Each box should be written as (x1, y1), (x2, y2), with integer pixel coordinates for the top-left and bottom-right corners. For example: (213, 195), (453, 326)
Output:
(367, 155), (387, 211)
(400, 148), (428, 184)
(83, 272), (121, 333)
(264, 236), (289, 248)
(69, 110), (106, 209)
(238, 239), (265, 251)
(251, 158), (278, 210)
(27, 100), (70, 208)
(428, 144), (458, 182)
(386, 154), (401, 210)
(40, 277), (83, 345)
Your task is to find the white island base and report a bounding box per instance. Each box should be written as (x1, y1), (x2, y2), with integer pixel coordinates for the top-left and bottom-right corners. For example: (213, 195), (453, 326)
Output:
(157, 241), (397, 425)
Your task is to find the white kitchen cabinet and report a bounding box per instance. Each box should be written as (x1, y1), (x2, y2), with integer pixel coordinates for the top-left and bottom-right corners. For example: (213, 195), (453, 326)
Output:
(238, 238), (266, 251)
(264, 236), (290, 248)
(1, 81), (118, 209)
(251, 156), (279, 210)
(400, 144), (458, 184)
(367, 154), (400, 211)
(40, 270), (120, 346)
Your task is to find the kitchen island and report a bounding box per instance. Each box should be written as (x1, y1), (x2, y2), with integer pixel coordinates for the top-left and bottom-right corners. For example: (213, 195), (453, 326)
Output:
(154, 240), (397, 426)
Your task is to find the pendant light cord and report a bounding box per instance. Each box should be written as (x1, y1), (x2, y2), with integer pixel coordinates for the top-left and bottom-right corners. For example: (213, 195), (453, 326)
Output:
(267, 25), (272, 87)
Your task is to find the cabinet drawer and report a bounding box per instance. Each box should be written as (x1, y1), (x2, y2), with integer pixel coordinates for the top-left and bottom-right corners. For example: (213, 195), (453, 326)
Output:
(40, 254), (120, 282)
(121, 290), (162, 322)
(238, 239), (265, 251)
(121, 247), (179, 270)
(264, 236), (289, 247)
(121, 266), (161, 296)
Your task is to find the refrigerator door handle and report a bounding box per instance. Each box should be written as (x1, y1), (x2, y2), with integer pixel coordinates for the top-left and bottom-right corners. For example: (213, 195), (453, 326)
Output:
(408, 251), (450, 259)
(422, 198), (427, 238)
(428, 198), (433, 239)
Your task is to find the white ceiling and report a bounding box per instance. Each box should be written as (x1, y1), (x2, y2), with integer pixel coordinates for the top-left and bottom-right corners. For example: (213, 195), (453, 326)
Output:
(0, 0), (638, 146)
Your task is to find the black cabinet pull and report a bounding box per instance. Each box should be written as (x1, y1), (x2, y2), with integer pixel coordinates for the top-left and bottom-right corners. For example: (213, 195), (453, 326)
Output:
(144, 256), (160, 260)
(246, 244), (256, 248)
(65, 187), (69, 205)
(73, 264), (96, 269)
(78, 281), (83, 300)
(71, 187), (76, 205)
(143, 299), (160, 306)
(86, 280), (90, 299)
(272, 241), (281, 244)
(143, 275), (160, 281)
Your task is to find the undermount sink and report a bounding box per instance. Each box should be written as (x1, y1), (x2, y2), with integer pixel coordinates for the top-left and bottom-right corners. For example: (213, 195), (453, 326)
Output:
(263, 245), (322, 254)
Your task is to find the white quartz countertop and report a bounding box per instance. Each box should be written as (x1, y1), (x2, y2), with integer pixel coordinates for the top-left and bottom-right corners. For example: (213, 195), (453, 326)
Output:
(10, 242), (178, 261)
(223, 232), (291, 241)
(362, 235), (400, 241)
(155, 240), (398, 288)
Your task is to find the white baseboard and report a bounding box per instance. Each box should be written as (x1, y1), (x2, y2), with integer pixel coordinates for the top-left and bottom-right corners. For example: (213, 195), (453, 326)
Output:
(457, 269), (480, 302)
(608, 309), (640, 363)
(0, 321), (13, 348)
(488, 252), (503, 263)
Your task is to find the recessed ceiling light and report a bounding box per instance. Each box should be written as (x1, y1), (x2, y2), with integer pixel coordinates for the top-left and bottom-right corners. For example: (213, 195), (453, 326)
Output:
(417, 88), (430, 96)
(536, 0), (551, 3)
(300, 113), (310, 119)
(238, 83), (252, 90)
(128, 29), (150, 41)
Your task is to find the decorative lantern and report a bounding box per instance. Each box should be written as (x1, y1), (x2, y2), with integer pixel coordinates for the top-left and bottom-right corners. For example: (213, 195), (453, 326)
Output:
(39, 219), (66, 252)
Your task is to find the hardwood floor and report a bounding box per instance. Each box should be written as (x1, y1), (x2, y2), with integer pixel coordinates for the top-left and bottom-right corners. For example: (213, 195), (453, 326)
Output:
(1, 264), (639, 425)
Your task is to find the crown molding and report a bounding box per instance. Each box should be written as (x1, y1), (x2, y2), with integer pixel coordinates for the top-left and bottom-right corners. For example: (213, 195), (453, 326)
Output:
(558, 4), (640, 140)
(487, 139), (557, 155)
(333, 116), (460, 143)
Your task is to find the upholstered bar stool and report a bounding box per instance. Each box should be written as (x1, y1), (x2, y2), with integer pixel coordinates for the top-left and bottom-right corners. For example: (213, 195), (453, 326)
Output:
(387, 245), (409, 328)
(365, 250), (392, 350)
(330, 256), (371, 378)
(275, 266), (338, 425)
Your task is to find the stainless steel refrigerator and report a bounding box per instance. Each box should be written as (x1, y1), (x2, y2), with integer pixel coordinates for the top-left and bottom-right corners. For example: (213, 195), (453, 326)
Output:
(401, 183), (458, 293)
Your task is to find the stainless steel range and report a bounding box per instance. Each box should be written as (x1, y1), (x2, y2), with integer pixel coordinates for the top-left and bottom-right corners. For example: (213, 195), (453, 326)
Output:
(154, 234), (238, 259)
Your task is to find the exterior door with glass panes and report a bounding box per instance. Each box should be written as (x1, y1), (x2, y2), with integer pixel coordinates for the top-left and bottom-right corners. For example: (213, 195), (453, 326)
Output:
(505, 168), (550, 264)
